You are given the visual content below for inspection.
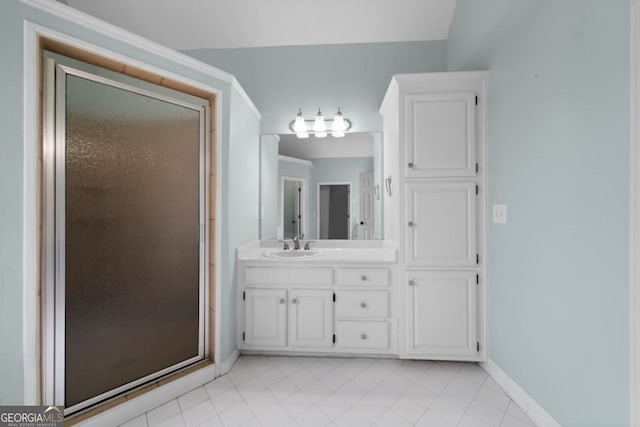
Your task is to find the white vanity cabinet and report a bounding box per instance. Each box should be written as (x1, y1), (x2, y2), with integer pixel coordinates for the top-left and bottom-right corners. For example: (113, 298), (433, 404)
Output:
(381, 71), (487, 362)
(404, 92), (477, 178)
(237, 263), (396, 355)
(405, 181), (477, 267)
(406, 271), (478, 357)
(335, 267), (393, 351)
(288, 289), (334, 348)
(243, 288), (287, 347)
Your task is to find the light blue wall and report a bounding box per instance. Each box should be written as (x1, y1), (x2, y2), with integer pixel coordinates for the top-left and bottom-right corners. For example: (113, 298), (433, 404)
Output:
(224, 88), (261, 360)
(448, 1), (631, 425)
(309, 157), (374, 239)
(0, 2), (258, 404)
(260, 135), (280, 240)
(184, 41), (447, 133)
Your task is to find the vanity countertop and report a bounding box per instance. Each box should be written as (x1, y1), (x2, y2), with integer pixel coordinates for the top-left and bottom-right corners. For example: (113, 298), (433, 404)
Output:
(237, 241), (398, 264)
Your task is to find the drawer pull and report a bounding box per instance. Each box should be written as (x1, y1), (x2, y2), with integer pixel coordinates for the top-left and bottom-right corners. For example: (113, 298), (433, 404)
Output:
(408, 221), (415, 227)
(360, 275), (367, 281)
(360, 302), (367, 308)
(291, 298), (298, 304)
(361, 334), (368, 340)
(279, 298), (285, 304)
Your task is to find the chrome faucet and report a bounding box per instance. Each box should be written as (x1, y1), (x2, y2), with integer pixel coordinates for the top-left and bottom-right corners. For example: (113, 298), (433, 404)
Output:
(292, 236), (301, 250)
(278, 239), (290, 250)
(304, 241), (315, 250)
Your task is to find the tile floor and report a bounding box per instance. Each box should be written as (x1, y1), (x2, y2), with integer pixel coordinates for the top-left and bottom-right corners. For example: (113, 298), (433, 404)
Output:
(120, 356), (536, 427)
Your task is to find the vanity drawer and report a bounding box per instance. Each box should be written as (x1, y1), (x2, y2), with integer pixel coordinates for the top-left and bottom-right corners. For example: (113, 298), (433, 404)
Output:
(336, 321), (390, 350)
(338, 268), (390, 287)
(245, 267), (333, 285)
(336, 290), (390, 318)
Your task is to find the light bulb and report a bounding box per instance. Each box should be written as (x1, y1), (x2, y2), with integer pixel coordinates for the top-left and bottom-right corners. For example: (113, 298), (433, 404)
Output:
(332, 108), (346, 132)
(315, 132), (327, 138)
(297, 132), (309, 139)
(313, 108), (326, 132)
(293, 109), (307, 133)
(331, 131), (345, 138)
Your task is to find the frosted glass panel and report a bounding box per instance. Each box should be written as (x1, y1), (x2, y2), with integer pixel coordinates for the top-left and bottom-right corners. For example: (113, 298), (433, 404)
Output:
(64, 74), (202, 408)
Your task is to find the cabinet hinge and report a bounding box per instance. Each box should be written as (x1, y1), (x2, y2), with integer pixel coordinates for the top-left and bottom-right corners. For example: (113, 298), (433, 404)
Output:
(475, 184), (479, 195)
(333, 293), (336, 302)
(475, 95), (478, 106)
(476, 274), (479, 285)
(332, 334), (336, 344)
(242, 332), (246, 341)
(476, 254), (480, 265)
(475, 163), (479, 174)
(243, 291), (245, 301)
(477, 342), (480, 352)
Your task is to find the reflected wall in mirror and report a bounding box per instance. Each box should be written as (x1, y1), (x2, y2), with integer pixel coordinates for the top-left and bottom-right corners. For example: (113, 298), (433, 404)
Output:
(260, 132), (383, 240)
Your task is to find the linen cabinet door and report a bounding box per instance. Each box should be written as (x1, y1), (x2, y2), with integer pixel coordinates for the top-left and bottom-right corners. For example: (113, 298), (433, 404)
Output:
(405, 181), (477, 267)
(244, 288), (287, 347)
(289, 289), (334, 348)
(406, 271), (478, 358)
(404, 92), (476, 178)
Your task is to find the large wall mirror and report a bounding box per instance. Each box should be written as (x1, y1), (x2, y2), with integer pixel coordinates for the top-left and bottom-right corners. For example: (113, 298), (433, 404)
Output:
(260, 132), (384, 240)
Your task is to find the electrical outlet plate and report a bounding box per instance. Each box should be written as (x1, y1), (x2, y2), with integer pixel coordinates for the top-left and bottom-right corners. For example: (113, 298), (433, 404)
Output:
(493, 204), (507, 224)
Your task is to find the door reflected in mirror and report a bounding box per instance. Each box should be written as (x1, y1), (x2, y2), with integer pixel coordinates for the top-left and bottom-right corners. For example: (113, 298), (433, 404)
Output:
(282, 178), (304, 239)
(318, 183), (350, 239)
(260, 132), (383, 241)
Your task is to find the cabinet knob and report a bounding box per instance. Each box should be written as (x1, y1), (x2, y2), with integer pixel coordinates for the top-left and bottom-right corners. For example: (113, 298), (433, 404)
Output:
(408, 162), (414, 168)
(360, 275), (367, 281)
(360, 302), (367, 308)
(408, 279), (415, 286)
(279, 298), (285, 304)
(291, 298), (298, 304)
(361, 334), (368, 340)
(408, 221), (415, 227)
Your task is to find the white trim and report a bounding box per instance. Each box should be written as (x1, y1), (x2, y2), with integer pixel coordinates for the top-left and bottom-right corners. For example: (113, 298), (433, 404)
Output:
(631, 0), (640, 424)
(220, 350), (240, 375)
(20, 0), (261, 121)
(278, 155), (313, 167)
(481, 359), (561, 427)
(22, 15), (40, 407)
(73, 364), (218, 427)
(23, 20), (225, 406)
(232, 78), (261, 120)
(214, 93), (223, 378)
(20, 0), (233, 83)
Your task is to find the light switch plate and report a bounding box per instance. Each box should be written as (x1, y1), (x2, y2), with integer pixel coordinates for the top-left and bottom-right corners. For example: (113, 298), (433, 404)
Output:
(493, 204), (507, 224)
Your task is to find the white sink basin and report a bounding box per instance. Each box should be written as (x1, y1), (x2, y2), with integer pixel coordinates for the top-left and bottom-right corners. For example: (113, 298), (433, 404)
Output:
(263, 250), (322, 259)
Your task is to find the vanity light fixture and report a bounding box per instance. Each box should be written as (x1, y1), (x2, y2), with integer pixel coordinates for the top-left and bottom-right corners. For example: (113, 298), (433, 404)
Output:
(289, 107), (352, 139)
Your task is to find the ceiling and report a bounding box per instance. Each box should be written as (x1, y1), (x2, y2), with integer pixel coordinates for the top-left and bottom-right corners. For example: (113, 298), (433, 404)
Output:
(66, 0), (458, 51)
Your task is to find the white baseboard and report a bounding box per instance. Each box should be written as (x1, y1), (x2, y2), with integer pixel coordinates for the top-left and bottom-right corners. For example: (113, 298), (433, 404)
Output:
(220, 350), (239, 375)
(481, 359), (561, 427)
(74, 364), (218, 426)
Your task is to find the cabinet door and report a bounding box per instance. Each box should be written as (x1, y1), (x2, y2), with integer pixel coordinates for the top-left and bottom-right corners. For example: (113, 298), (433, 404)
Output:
(244, 288), (287, 347)
(406, 182), (476, 267)
(289, 289), (334, 348)
(404, 92), (476, 178)
(406, 271), (477, 357)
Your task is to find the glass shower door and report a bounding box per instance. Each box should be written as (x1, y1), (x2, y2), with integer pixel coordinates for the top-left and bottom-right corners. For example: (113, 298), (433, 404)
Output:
(52, 64), (206, 414)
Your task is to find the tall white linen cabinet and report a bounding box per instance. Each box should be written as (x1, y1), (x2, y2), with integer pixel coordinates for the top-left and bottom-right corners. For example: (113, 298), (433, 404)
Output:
(380, 72), (488, 361)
